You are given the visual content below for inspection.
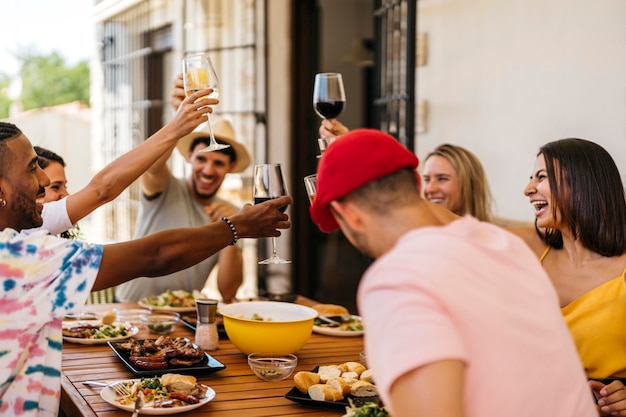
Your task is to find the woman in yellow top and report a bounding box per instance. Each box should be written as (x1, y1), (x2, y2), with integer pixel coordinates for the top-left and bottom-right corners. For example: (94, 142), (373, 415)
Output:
(508, 138), (626, 415)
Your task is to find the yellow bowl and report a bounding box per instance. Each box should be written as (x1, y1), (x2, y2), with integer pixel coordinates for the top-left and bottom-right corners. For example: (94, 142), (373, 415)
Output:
(219, 301), (318, 355)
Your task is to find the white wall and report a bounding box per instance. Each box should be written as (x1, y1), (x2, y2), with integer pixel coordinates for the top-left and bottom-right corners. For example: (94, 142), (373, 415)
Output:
(7, 105), (92, 194)
(417, 0), (626, 220)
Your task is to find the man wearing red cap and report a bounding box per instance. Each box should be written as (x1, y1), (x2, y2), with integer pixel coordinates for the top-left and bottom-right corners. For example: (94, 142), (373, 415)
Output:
(309, 129), (598, 417)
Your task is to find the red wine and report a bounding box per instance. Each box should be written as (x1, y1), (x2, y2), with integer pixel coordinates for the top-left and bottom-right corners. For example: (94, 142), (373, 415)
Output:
(254, 197), (288, 213)
(315, 101), (345, 119)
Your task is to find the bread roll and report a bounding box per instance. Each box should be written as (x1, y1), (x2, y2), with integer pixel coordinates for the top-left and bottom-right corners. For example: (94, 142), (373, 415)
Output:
(359, 369), (375, 384)
(326, 377), (352, 396)
(350, 380), (378, 397)
(339, 361), (367, 377)
(312, 304), (349, 316)
(161, 373), (197, 394)
(294, 371), (321, 394)
(341, 377), (359, 387)
(341, 371), (359, 379)
(308, 384), (344, 402)
(317, 365), (342, 383)
(101, 310), (116, 325)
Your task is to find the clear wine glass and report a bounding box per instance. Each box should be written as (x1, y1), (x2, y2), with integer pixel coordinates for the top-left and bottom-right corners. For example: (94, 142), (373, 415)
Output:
(313, 72), (346, 121)
(182, 53), (229, 152)
(254, 164), (291, 264)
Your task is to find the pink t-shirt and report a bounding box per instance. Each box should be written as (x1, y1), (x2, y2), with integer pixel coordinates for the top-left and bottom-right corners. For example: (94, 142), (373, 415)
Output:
(357, 216), (596, 417)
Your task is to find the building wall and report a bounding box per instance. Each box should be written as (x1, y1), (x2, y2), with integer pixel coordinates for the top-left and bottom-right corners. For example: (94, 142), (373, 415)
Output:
(417, 0), (626, 220)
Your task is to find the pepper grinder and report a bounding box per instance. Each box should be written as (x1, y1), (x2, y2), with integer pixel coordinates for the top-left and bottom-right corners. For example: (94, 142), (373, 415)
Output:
(195, 298), (219, 351)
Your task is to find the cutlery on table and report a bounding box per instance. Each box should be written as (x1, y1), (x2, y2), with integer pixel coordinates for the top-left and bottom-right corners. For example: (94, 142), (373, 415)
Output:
(82, 380), (131, 396)
(132, 391), (145, 417)
(316, 315), (346, 327)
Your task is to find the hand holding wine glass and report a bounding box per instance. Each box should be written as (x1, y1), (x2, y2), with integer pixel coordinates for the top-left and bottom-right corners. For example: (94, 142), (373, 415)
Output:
(182, 53), (229, 152)
(254, 164), (291, 264)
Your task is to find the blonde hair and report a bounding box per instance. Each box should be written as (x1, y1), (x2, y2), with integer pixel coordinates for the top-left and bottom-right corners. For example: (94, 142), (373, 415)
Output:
(425, 144), (493, 222)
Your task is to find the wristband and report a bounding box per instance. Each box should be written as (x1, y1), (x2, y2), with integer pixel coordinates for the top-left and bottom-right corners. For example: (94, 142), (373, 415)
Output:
(220, 217), (239, 246)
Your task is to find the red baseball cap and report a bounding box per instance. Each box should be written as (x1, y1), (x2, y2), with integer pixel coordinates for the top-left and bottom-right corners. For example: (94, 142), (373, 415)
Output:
(310, 128), (419, 232)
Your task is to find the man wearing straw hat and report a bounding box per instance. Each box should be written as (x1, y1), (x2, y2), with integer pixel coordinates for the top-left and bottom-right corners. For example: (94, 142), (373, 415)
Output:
(116, 117), (251, 303)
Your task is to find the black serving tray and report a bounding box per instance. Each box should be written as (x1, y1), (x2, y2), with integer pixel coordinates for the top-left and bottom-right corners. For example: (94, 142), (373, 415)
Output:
(107, 338), (226, 377)
(284, 367), (381, 410)
(284, 386), (381, 410)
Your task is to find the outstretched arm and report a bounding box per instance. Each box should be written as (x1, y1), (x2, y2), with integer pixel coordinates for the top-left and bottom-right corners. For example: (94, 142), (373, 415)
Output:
(93, 196), (292, 290)
(140, 73), (190, 197)
(64, 88), (216, 224)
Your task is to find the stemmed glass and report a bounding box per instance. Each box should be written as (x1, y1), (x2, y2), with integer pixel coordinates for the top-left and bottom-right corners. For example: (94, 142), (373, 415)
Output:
(182, 53), (229, 152)
(254, 164), (291, 264)
(313, 73), (346, 154)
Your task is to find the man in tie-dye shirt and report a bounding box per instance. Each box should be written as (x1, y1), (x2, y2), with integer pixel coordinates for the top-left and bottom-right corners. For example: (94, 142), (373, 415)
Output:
(0, 121), (293, 416)
(0, 230), (102, 416)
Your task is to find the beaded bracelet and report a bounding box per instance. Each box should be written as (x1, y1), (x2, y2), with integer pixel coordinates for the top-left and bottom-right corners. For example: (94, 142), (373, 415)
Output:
(220, 217), (239, 246)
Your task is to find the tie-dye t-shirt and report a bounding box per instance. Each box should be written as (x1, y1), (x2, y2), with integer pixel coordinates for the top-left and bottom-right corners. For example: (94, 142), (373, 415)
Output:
(0, 228), (103, 416)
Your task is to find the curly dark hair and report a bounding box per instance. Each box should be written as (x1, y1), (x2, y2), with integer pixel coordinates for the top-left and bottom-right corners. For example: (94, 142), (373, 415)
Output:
(0, 122), (22, 175)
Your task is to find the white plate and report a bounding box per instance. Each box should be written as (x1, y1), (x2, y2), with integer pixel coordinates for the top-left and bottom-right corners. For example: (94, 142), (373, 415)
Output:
(312, 315), (364, 337)
(138, 299), (196, 313)
(62, 321), (138, 345)
(100, 380), (215, 415)
(63, 311), (99, 320)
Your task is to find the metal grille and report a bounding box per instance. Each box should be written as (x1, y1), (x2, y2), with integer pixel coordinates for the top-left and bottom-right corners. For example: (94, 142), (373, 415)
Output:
(95, 0), (265, 244)
(97, 1), (153, 242)
(182, 0), (265, 205)
(373, 0), (416, 151)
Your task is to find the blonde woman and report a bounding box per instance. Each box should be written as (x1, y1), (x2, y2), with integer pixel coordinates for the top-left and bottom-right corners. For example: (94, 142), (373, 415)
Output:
(421, 144), (493, 222)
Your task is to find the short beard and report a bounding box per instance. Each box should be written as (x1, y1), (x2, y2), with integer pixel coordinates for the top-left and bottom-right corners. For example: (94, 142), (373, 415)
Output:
(16, 193), (43, 230)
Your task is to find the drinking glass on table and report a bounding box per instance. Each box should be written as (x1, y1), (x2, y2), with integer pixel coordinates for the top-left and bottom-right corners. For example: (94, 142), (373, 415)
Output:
(182, 53), (228, 152)
(303, 174), (317, 205)
(254, 164), (291, 264)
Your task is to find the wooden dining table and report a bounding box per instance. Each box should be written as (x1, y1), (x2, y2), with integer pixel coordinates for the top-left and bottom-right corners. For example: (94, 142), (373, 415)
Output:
(60, 299), (365, 416)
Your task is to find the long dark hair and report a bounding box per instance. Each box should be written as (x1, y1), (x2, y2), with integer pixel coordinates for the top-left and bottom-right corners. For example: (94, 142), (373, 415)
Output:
(538, 138), (626, 256)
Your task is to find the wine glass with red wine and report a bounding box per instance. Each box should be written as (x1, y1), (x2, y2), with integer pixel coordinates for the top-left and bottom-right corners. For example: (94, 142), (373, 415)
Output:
(253, 163), (291, 264)
(313, 73), (346, 122)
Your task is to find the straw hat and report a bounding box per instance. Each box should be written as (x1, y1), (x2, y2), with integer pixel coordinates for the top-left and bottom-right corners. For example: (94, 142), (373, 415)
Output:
(176, 117), (251, 173)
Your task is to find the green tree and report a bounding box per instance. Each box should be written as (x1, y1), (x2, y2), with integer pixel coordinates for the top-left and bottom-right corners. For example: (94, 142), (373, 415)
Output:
(0, 73), (11, 119)
(18, 50), (90, 111)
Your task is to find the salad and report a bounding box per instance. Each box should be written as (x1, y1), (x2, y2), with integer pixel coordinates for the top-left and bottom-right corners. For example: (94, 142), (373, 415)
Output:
(114, 374), (209, 408)
(143, 289), (200, 308)
(344, 400), (389, 417)
(314, 315), (364, 332)
(62, 323), (131, 339)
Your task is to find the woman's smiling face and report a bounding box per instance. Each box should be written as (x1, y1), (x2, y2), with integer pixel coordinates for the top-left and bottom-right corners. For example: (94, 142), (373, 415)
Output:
(422, 155), (464, 215)
(524, 154), (562, 229)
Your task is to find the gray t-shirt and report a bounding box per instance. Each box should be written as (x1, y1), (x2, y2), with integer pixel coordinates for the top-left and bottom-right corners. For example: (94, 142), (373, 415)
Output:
(115, 175), (232, 302)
